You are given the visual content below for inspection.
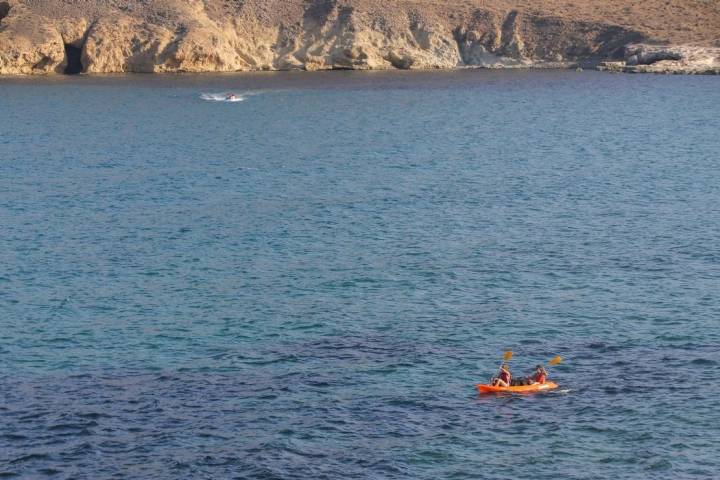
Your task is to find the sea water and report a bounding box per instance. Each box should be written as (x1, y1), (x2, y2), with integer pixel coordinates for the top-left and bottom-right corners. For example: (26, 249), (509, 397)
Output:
(1, 70), (719, 479)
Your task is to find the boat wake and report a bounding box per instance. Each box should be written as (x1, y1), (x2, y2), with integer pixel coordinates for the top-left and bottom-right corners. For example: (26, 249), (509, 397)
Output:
(200, 91), (260, 103)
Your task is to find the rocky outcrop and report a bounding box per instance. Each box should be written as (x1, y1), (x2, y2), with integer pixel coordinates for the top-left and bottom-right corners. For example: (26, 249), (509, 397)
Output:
(598, 44), (720, 74)
(0, 0), (718, 75)
(0, 3), (64, 74)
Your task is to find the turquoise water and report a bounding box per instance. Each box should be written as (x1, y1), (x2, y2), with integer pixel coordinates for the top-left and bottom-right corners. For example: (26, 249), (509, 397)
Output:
(1, 70), (719, 478)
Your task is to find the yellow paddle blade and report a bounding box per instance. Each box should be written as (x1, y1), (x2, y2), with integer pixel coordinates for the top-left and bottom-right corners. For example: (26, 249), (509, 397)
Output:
(549, 355), (562, 365)
(503, 351), (513, 361)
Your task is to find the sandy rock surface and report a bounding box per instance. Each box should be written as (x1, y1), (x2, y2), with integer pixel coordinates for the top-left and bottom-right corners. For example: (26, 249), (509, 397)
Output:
(1, 0), (719, 75)
(598, 44), (720, 74)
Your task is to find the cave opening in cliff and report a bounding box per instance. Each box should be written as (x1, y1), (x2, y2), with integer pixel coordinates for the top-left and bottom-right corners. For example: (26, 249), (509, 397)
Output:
(0, 1), (10, 23)
(64, 44), (83, 74)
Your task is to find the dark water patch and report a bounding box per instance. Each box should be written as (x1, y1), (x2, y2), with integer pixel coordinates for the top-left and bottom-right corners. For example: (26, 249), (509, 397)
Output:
(37, 467), (62, 476)
(238, 355), (299, 366)
(196, 455), (240, 466)
(61, 442), (95, 458)
(690, 358), (717, 366)
(598, 456), (636, 465)
(18, 411), (50, 421)
(645, 458), (672, 471)
(197, 432), (231, 440)
(76, 411), (112, 419)
(587, 342), (623, 353)
(45, 337), (77, 344)
(96, 440), (139, 454)
(9, 453), (51, 464)
(47, 421), (97, 432)
(305, 380), (332, 387)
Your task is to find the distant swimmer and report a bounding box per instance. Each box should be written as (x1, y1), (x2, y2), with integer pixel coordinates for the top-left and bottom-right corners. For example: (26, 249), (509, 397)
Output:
(226, 93), (237, 101)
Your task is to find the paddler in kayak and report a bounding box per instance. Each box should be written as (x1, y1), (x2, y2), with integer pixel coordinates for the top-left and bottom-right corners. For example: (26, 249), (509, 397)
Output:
(532, 365), (548, 384)
(510, 365), (549, 386)
(491, 363), (512, 387)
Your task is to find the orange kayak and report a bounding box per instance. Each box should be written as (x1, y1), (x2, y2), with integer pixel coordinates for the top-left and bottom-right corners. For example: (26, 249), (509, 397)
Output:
(477, 381), (559, 394)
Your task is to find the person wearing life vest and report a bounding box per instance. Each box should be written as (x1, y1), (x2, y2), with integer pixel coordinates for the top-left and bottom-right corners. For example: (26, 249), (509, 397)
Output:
(492, 363), (512, 387)
(532, 365), (548, 384)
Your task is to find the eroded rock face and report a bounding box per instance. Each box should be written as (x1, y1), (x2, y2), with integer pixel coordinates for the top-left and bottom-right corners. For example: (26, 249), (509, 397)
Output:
(0, 0), (717, 75)
(0, 3), (65, 74)
(598, 44), (720, 74)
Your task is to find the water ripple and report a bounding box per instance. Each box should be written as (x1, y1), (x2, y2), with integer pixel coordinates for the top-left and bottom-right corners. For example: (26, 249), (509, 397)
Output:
(1, 71), (719, 478)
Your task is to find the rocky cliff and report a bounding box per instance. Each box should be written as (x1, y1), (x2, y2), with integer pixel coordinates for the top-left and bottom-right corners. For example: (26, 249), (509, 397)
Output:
(1, 0), (719, 75)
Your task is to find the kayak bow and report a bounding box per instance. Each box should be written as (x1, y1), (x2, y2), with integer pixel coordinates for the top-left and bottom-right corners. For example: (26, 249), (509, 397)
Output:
(477, 381), (559, 394)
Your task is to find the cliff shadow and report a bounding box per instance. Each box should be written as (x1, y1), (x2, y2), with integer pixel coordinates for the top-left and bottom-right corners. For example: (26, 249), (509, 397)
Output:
(64, 44), (83, 74)
(595, 27), (646, 59)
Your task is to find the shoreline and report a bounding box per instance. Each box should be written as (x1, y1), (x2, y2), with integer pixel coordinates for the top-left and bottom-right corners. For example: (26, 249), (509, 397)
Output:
(2, 68), (717, 93)
(2, 2), (719, 77)
(2, 49), (718, 77)
(1, 62), (718, 77)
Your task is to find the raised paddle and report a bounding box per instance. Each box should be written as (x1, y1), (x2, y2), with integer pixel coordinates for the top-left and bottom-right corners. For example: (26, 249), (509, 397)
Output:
(498, 350), (513, 370)
(497, 351), (513, 375)
(540, 356), (562, 383)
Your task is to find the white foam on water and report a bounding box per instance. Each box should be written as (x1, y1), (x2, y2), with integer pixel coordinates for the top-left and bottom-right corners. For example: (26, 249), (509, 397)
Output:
(199, 91), (262, 103)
